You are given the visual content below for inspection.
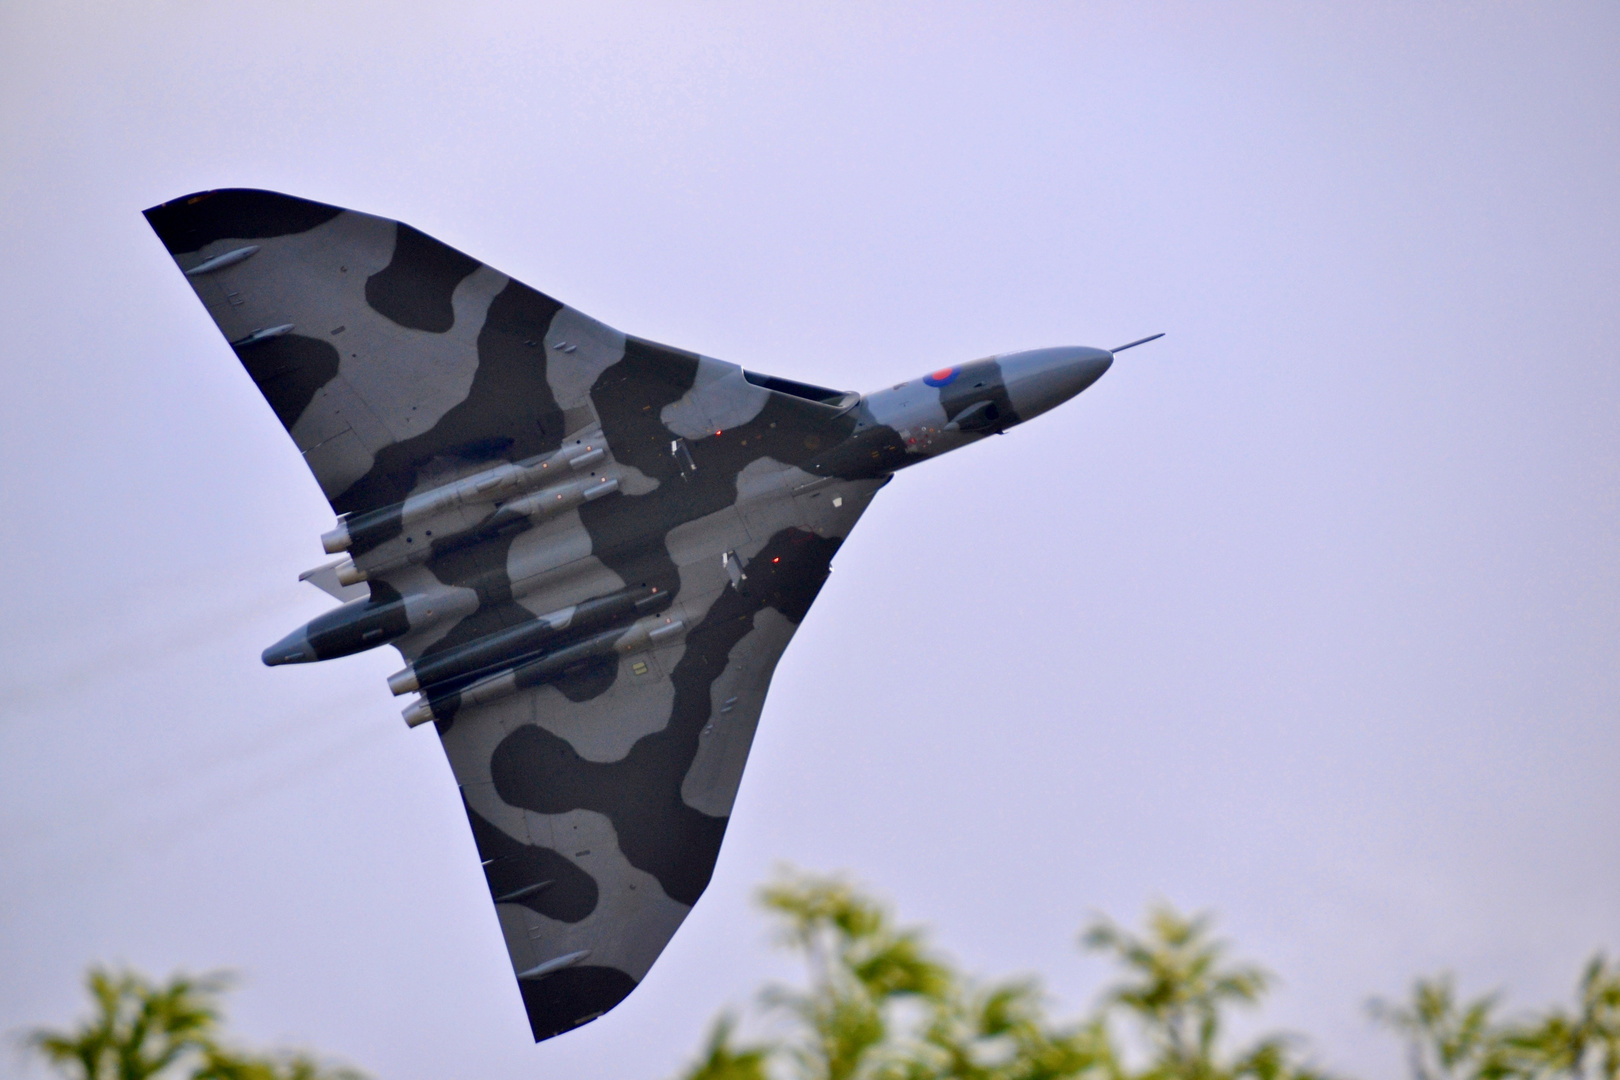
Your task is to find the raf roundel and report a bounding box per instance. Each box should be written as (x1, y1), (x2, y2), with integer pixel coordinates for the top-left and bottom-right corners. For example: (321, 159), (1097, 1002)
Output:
(923, 367), (960, 388)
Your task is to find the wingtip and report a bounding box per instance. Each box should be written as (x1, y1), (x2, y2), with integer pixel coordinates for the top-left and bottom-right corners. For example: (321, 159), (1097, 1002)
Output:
(141, 188), (344, 255)
(520, 965), (638, 1042)
(142, 189), (217, 218)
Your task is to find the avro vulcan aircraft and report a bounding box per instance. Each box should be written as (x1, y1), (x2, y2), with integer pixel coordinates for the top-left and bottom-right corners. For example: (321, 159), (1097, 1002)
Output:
(144, 189), (1148, 1042)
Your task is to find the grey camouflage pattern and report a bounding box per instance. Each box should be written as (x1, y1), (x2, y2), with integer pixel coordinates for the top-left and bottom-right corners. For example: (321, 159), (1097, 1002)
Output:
(144, 189), (1118, 1041)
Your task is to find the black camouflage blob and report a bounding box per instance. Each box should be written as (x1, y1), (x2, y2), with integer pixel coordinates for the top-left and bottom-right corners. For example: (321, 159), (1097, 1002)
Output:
(938, 358), (1019, 433)
(415, 536), (539, 732)
(341, 502), (406, 559)
(143, 189), (343, 255)
(520, 967), (638, 1042)
(332, 279), (568, 515)
(552, 655), (621, 703)
(232, 333), (341, 431)
(413, 524), (535, 719)
(579, 335), (863, 606)
(804, 423), (911, 479)
(364, 224), (483, 333)
(588, 337), (702, 484)
(465, 803), (599, 923)
(490, 527), (842, 905)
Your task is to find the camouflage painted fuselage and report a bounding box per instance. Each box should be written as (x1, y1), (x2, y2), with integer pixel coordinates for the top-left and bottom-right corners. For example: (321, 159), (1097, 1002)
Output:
(144, 189), (1114, 1042)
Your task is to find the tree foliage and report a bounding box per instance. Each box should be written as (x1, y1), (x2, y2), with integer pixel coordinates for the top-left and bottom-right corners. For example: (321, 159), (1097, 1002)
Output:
(25, 875), (1614, 1080)
(682, 1015), (774, 1080)
(1371, 956), (1620, 1080)
(23, 967), (364, 1080)
(678, 870), (1618, 1080)
(675, 870), (1320, 1080)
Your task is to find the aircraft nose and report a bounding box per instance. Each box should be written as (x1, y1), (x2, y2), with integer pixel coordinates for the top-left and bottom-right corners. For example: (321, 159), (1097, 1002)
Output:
(261, 627), (317, 666)
(1000, 346), (1113, 423)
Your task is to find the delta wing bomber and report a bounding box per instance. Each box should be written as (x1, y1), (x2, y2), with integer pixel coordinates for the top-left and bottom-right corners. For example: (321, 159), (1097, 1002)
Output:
(143, 189), (1152, 1042)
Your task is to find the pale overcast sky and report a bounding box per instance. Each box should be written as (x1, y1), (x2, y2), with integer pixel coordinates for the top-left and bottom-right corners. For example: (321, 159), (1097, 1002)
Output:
(1, 3), (1616, 1077)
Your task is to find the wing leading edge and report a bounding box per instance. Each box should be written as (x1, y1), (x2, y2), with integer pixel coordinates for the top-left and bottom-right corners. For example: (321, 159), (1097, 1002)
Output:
(144, 189), (883, 1040)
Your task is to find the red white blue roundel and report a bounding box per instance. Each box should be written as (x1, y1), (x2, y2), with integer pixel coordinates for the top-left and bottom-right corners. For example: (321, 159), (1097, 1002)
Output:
(923, 367), (960, 388)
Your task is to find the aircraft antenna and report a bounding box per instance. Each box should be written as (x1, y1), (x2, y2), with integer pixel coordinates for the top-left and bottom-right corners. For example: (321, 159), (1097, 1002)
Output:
(1110, 332), (1165, 353)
